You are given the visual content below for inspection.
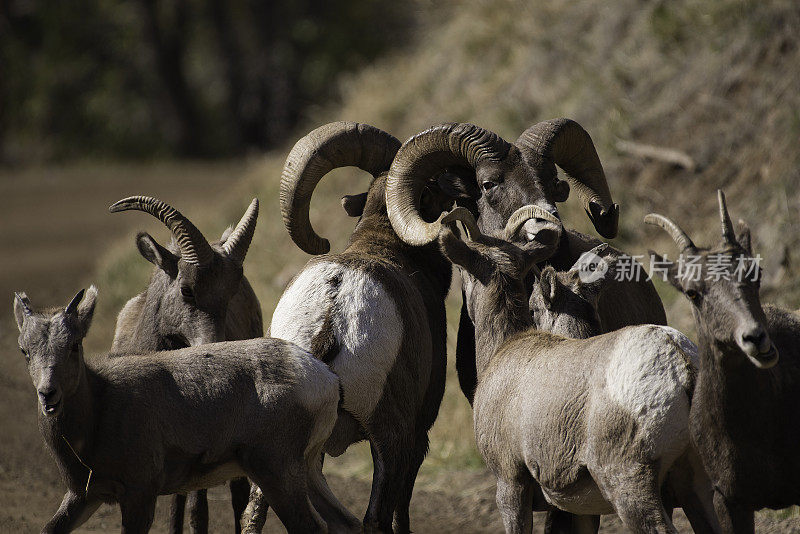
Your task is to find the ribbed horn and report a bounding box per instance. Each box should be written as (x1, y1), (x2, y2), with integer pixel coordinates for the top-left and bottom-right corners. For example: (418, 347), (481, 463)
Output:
(644, 213), (695, 251)
(717, 190), (736, 244)
(222, 199), (259, 264)
(280, 121), (401, 255)
(516, 118), (619, 239)
(387, 123), (511, 246)
(109, 196), (214, 266)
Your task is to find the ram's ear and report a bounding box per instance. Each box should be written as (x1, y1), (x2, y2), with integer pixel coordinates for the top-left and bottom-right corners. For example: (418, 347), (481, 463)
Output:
(136, 232), (178, 277)
(341, 192), (368, 217)
(437, 170), (479, 200)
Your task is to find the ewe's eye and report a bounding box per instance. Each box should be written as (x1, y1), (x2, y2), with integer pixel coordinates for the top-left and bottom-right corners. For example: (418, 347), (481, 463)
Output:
(481, 181), (497, 191)
(685, 289), (699, 301)
(20, 347), (29, 362)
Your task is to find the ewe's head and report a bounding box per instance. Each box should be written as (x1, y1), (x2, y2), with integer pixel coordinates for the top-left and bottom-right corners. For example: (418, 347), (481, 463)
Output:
(646, 190), (776, 369)
(438, 207), (557, 295)
(110, 196), (258, 348)
(387, 119), (618, 255)
(528, 245), (617, 339)
(14, 287), (97, 417)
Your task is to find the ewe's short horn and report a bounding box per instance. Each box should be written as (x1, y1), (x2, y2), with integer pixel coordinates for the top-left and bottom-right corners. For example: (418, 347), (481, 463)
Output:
(644, 213), (695, 251)
(717, 190), (736, 245)
(387, 123), (511, 246)
(516, 118), (619, 239)
(110, 196), (214, 266)
(222, 199), (259, 265)
(280, 121), (401, 255)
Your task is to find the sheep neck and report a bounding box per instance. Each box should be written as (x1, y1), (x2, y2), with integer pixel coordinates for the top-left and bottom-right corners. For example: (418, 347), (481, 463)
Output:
(39, 359), (98, 496)
(469, 270), (534, 378)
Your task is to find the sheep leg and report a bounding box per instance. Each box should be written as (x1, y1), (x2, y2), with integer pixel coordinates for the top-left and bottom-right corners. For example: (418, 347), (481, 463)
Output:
(544, 510), (600, 534)
(392, 427), (431, 533)
(120, 493), (157, 534)
(187, 489), (209, 534)
(598, 463), (676, 534)
(245, 455), (326, 534)
(229, 477), (251, 533)
(168, 494), (187, 534)
(364, 438), (409, 533)
(495, 475), (534, 534)
(713, 490), (754, 534)
(240, 482), (269, 534)
(307, 451), (361, 532)
(42, 490), (101, 534)
(665, 451), (722, 534)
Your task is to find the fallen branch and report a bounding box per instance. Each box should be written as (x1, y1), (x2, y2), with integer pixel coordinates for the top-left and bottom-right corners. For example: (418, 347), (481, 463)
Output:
(615, 139), (697, 171)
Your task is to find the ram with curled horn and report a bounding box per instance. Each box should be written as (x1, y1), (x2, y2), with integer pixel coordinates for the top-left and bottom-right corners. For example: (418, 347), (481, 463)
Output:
(268, 121), (456, 533)
(108, 195), (263, 534)
(385, 119), (667, 401)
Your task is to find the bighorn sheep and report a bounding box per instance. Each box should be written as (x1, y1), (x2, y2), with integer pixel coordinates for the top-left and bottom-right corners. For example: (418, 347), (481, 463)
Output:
(646, 191), (800, 533)
(109, 196), (262, 533)
(386, 119), (667, 532)
(269, 121), (453, 533)
(439, 207), (720, 534)
(13, 287), (359, 533)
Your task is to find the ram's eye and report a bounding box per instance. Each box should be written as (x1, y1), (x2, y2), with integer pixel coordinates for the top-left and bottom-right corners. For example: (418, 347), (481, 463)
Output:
(481, 181), (497, 191)
(685, 289), (699, 300)
(180, 286), (195, 301)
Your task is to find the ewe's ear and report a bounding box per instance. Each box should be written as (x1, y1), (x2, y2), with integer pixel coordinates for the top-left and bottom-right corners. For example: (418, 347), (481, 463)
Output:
(13, 292), (31, 332)
(341, 192), (368, 217)
(136, 232), (178, 277)
(74, 285), (98, 336)
(736, 219), (752, 255)
(539, 267), (560, 310)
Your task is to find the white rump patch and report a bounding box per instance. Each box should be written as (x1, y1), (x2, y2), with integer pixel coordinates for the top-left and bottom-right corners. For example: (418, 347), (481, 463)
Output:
(605, 325), (695, 459)
(271, 262), (403, 423)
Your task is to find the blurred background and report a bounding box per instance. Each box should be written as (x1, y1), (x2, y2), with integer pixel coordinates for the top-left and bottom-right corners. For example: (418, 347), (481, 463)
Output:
(2, 0), (799, 531)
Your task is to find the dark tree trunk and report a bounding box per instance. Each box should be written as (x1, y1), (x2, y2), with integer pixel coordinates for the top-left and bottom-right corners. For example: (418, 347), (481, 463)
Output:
(138, 0), (204, 156)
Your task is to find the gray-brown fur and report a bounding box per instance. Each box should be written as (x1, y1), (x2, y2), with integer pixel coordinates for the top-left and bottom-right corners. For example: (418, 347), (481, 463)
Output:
(272, 122), (453, 533)
(13, 287), (358, 534)
(647, 191), (800, 533)
(109, 198), (263, 534)
(438, 210), (720, 534)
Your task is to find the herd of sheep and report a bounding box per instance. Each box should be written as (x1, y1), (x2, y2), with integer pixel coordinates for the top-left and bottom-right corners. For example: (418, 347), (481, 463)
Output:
(12, 119), (800, 534)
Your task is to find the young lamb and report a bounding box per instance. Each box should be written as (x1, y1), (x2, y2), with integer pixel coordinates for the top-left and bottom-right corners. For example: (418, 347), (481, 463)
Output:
(13, 286), (358, 533)
(438, 207), (720, 534)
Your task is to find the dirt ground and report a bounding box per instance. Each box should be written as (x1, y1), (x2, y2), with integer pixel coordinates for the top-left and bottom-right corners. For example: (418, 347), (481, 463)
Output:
(1, 167), (798, 532)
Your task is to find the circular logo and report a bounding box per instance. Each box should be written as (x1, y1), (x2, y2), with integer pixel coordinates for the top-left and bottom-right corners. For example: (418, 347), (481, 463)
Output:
(575, 251), (607, 283)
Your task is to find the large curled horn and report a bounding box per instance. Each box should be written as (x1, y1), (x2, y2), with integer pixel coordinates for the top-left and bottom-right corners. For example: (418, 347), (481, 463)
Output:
(110, 196), (214, 266)
(644, 213), (696, 251)
(717, 190), (736, 244)
(387, 123), (511, 246)
(516, 118), (619, 239)
(280, 121), (401, 254)
(222, 198), (259, 264)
